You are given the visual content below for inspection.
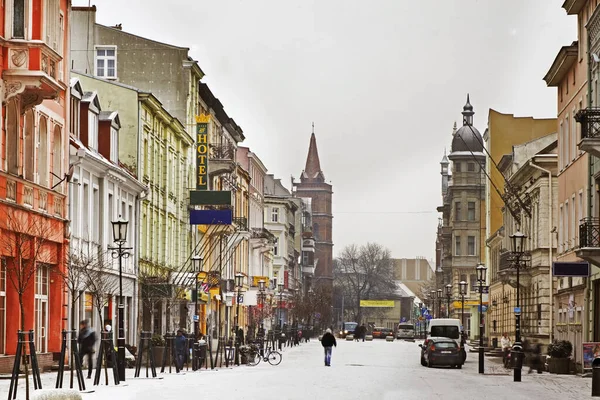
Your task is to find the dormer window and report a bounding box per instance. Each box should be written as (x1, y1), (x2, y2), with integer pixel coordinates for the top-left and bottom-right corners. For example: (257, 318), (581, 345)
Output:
(110, 127), (118, 163)
(88, 111), (98, 151)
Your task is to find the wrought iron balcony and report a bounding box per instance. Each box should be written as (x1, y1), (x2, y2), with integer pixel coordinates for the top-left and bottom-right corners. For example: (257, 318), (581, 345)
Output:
(575, 108), (600, 157)
(209, 142), (235, 160)
(251, 227), (276, 242)
(233, 216), (248, 231)
(580, 218), (600, 248)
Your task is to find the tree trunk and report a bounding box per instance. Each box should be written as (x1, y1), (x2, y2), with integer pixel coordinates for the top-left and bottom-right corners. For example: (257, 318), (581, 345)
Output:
(19, 294), (30, 400)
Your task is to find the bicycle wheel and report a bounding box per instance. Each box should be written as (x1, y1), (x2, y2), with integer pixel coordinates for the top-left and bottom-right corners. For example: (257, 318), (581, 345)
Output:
(267, 351), (282, 366)
(247, 351), (261, 366)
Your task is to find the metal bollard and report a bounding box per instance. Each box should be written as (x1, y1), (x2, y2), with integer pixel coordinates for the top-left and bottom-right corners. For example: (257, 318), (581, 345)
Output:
(592, 358), (600, 396)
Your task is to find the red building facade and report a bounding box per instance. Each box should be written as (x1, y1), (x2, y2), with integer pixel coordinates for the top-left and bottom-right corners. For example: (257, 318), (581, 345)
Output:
(0, 0), (70, 372)
(294, 132), (333, 287)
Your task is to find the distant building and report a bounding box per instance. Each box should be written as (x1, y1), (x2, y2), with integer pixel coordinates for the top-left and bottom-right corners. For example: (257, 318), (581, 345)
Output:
(293, 130), (333, 289)
(391, 258), (435, 296)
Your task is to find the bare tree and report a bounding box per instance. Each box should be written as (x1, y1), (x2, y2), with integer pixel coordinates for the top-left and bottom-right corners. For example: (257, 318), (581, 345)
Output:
(0, 209), (57, 399)
(138, 269), (171, 334)
(84, 252), (120, 330)
(334, 243), (395, 324)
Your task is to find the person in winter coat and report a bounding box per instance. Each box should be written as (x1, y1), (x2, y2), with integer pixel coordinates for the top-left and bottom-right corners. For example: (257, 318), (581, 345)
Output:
(174, 330), (187, 372)
(321, 328), (337, 366)
(77, 320), (97, 379)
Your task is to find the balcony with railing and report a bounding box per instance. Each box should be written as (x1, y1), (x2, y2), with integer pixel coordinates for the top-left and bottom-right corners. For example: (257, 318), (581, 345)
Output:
(497, 249), (532, 288)
(3, 43), (65, 111)
(575, 108), (600, 158)
(208, 141), (236, 177)
(1, 174), (65, 218)
(578, 217), (600, 264)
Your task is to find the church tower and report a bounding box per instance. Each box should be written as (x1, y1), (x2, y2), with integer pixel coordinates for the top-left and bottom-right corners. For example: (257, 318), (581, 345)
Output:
(294, 126), (333, 287)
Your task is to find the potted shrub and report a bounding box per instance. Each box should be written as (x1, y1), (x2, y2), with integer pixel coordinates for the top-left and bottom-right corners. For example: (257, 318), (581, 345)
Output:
(151, 333), (166, 367)
(547, 340), (572, 374)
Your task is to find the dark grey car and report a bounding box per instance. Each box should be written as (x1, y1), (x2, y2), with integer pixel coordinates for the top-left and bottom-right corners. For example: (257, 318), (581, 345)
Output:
(419, 337), (463, 369)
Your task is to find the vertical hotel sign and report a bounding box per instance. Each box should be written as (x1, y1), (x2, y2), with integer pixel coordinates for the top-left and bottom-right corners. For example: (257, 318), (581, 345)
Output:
(196, 114), (210, 190)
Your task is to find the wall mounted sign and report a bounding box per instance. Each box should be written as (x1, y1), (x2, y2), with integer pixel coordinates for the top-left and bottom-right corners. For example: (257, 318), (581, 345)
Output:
(196, 114), (210, 190)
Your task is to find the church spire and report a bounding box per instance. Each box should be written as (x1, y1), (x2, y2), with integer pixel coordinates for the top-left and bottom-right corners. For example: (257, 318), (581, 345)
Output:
(302, 123), (325, 182)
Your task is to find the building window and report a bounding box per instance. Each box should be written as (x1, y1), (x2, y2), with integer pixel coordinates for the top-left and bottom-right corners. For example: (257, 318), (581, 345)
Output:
(302, 251), (309, 266)
(95, 46), (117, 79)
(271, 207), (279, 223)
(52, 126), (62, 192)
(38, 117), (49, 187)
(13, 0), (25, 39)
(559, 204), (564, 253)
(470, 274), (477, 292)
(565, 201), (570, 250)
(110, 128), (118, 163)
(88, 111), (98, 150)
(6, 100), (19, 175)
(24, 110), (34, 182)
(455, 162), (461, 172)
(467, 202), (476, 221)
(45, 0), (60, 52)
(454, 202), (462, 221)
(455, 236), (461, 256)
(274, 238), (279, 256)
(467, 236), (476, 256)
(0, 258), (6, 354)
(460, 274), (467, 286)
(35, 264), (49, 353)
(468, 162), (475, 172)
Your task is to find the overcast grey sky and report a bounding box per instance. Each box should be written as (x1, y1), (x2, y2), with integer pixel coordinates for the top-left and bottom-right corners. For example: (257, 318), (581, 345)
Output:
(73, 0), (575, 261)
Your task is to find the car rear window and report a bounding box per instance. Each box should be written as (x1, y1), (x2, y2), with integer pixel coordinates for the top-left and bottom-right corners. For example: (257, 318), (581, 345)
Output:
(430, 326), (460, 339)
(398, 324), (413, 330)
(435, 342), (458, 349)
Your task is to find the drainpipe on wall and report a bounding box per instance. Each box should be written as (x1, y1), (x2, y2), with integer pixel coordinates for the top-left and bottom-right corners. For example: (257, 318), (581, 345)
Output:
(529, 160), (554, 342)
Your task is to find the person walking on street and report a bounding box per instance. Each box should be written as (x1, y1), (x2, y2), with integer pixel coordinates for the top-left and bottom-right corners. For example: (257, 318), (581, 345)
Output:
(77, 320), (97, 379)
(174, 330), (187, 372)
(321, 328), (337, 366)
(501, 333), (511, 368)
(528, 342), (543, 374)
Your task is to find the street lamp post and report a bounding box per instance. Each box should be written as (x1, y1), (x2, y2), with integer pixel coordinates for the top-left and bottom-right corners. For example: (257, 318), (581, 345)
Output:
(445, 284), (452, 318)
(510, 229), (526, 383)
(418, 302), (423, 338)
(459, 280), (467, 334)
(234, 273), (244, 365)
(258, 280), (266, 331)
(437, 288), (442, 319)
(278, 283), (284, 329)
(476, 263), (487, 374)
(430, 290), (436, 318)
(108, 217), (132, 382)
(192, 256), (202, 340)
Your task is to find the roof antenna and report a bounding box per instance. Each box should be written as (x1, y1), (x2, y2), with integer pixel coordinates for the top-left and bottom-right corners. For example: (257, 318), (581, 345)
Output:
(312, 121), (315, 135)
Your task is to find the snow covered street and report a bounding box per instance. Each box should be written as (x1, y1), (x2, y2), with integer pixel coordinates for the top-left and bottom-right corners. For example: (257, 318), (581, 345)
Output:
(1, 339), (594, 399)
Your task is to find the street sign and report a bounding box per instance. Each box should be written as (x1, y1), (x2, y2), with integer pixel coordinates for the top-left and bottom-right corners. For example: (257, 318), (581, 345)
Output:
(237, 294), (244, 304)
(426, 315), (433, 320)
(418, 316), (425, 321)
(193, 315), (199, 322)
(514, 307), (521, 315)
(400, 317), (407, 323)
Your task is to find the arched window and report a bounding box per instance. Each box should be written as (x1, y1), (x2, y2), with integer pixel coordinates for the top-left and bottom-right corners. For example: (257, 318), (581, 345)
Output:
(24, 110), (34, 181)
(38, 116), (48, 187)
(6, 100), (19, 175)
(52, 125), (62, 192)
(313, 223), (319, 241)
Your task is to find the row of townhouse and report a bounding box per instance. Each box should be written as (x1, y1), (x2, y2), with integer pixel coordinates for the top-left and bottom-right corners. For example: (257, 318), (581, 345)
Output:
(0, 3), (324, 373)
(435, 0), (600, 372)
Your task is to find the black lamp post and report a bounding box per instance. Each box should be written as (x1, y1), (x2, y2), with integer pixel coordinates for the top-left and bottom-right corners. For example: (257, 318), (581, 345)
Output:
(258, 280), (266, 331)
(437, 288), (442, 319)
(510, 229), (526, 382)
(476, 263), (487, 374)
(418, 302), (423, 338)
(192, 256), (202, 340)
(445, 284), (452, 318)
(430, 290), (436, 318)
(108, 216), (132, 382)
(278, 283), (284, 329)
(459, 280), (467, 334)
(234, 272), (244, 365)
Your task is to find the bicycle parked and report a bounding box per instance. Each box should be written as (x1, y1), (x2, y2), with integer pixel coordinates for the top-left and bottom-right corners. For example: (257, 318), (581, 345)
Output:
(244, 341), (282, 366)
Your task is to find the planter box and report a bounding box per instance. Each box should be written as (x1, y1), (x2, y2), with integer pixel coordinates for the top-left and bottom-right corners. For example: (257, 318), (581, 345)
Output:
(345, 335), (354, 341)
(547, 357), (570, 374)
(153, 347), (165, 367)
(385, 336), (394, 342)
(365, 335), (373, 341)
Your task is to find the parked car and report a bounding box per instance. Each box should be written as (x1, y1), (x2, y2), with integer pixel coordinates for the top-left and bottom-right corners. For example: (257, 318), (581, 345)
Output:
(396, 323), (415, 339)
(427, 318), (466, 363)
(372, 327), (394, 339)
(419, 337), (463, 368)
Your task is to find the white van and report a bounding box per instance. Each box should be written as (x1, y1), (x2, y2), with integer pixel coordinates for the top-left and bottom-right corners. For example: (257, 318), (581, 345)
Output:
(427, 318), (461, 342)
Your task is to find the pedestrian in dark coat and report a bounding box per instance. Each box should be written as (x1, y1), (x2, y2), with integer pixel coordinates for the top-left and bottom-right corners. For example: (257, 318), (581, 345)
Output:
(174, 330), (187, 372)
(77, 320), (96, 379)
(321, 328), (337, 366)
(529, 343), (543, 374)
